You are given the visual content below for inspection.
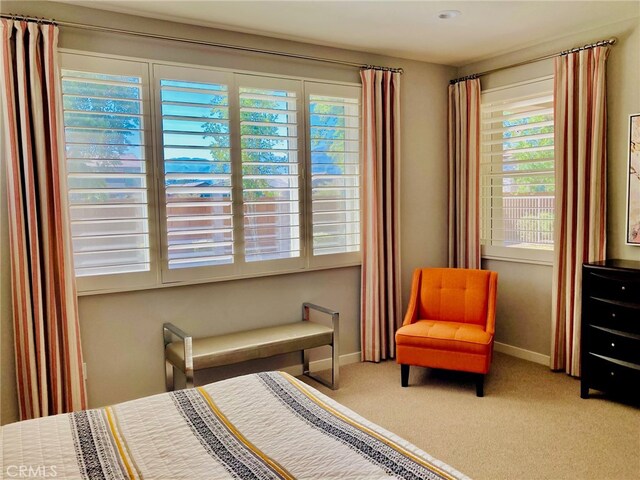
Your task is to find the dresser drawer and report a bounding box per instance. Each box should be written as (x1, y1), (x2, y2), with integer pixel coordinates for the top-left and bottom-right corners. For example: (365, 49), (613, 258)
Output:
(585, 353), (640, 394)
(586, 325), (640, 364)
(587, 271), (640, 302)
(587, 298), (640, 334)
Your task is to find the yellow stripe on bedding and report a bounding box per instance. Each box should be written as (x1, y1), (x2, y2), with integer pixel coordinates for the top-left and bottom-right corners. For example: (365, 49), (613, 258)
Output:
(196, 387), (294, 480)
(105, 406), (140, 480)
(277, 372), (458, 480)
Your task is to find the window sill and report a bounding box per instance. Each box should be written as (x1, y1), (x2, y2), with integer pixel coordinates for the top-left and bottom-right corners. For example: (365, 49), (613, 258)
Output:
(481, 245), (553, 267)
(76, 261), (362, 296)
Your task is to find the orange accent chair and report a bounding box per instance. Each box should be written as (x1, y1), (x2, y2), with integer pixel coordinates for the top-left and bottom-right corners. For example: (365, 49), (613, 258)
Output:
(395, 268), (498, 396)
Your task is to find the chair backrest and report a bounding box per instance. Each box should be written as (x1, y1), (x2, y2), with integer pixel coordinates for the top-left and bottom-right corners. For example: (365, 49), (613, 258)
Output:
(418, 268), (495, 327)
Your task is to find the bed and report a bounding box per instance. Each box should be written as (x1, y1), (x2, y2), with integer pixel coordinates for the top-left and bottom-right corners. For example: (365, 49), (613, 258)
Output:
(1, 372), (469, 479)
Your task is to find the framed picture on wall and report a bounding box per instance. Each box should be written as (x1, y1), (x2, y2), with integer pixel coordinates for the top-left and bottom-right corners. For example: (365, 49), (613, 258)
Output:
(628, 113), (640, 245)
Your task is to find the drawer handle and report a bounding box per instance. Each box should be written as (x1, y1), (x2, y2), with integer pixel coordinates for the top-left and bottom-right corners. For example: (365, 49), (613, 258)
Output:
(611, 313), (616, 318)
(611, 342), (615, 348)
(621, 286), (626, 291)
(610, 371), (615, 376)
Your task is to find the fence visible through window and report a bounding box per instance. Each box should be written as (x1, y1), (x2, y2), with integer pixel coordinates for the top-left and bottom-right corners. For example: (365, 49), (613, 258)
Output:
(480, 79), (555, 253)
(501, 196), (554, 248)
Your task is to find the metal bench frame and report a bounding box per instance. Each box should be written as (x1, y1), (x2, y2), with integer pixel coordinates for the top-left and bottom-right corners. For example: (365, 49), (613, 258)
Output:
(163, 302), (339, 391)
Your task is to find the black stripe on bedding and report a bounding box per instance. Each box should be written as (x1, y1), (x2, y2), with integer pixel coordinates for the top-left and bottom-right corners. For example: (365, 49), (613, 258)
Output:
(171, 389), (283, 480)
(69, 410), (128, 480)
(257, 372), (449, 480)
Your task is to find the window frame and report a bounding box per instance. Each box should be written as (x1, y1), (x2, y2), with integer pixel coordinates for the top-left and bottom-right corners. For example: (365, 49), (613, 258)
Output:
(60, 52), (161, 293)
(305, 82), (362, 269)
(59, 50), (362, 295)
(235, 73), (306, 277)
(154, 64), (238, 284)
(480, 76), (555, 265)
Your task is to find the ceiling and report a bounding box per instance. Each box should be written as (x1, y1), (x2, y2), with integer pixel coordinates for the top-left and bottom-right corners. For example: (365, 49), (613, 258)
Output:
(60, 1), (639, 66)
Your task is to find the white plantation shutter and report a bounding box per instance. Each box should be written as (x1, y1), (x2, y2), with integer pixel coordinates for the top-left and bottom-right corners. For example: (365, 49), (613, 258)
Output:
(307, 84), (361, 263)
(60, 53), (363, 292)
(480, 77), (555, 259)
(238, 76), (302, 267)
(60, 54), (156, 291)
(156, 68), (234, 279)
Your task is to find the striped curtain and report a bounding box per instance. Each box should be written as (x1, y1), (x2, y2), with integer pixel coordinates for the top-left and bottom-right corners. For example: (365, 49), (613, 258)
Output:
(551, 47), (609, 376)
(448, 79), (481, 269)
(0, 20), (87, 419)
(360, 69), (401, 362)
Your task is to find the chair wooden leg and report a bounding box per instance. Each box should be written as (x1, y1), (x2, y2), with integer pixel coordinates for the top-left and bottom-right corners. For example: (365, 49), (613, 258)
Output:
(476, 374), (485, 397)
(401, 364), (410, 387)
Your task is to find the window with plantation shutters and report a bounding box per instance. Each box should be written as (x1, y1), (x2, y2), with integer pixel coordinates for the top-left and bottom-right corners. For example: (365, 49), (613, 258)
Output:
(307, 84), (361, 261)
(156, 66), (234, 277)
(238, 77), (302, 264)
(60, 53), (362, 293)
(480, 77), (555, 261)
(60, 54), (156, 291)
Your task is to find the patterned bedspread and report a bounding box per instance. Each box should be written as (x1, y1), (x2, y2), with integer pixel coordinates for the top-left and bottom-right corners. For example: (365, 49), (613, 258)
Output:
(1, 372), (469, 479)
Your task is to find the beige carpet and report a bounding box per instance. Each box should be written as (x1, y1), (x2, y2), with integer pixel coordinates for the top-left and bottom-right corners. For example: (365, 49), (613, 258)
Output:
(299, 352), (639, 480)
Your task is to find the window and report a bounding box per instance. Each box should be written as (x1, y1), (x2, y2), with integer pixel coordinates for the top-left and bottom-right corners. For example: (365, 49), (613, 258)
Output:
(308, 88), (360, 256)
(155, 66), (234, 283)
(480, 77), (554, 263)
(61, 55), (157, 291)
(307, 83), (361, 267)
(60, 54), (361, 293)
(238, 76), (302, 268)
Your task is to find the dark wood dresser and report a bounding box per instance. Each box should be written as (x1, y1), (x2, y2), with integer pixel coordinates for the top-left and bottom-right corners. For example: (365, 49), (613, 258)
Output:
(581, 259), (640, 399)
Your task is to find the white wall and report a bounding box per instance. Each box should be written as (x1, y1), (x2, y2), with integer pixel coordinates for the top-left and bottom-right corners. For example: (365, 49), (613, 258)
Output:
(0, 1), (454, 422)
(460, 17), (640, 360)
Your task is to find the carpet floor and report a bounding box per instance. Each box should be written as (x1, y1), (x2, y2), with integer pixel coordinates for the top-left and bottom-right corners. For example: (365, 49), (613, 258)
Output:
(299, 352), (639, 480)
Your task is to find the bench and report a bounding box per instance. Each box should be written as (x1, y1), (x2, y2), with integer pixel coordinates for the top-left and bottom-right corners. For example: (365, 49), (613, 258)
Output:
(163, 302), (339, 391)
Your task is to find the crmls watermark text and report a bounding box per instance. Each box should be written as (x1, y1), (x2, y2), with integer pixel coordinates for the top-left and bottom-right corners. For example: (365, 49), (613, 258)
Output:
(5, 465), (58, 478)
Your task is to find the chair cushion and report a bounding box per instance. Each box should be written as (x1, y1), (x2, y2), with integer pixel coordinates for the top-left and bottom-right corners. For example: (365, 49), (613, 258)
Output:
(395, 319), (493, 355)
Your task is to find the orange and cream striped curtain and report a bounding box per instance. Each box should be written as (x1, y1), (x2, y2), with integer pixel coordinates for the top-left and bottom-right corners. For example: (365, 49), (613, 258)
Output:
(551, 47), (609, 376)
(360, 69), (401, 362)
(448, 79), (481, 269)
(0, 20), (87, 419)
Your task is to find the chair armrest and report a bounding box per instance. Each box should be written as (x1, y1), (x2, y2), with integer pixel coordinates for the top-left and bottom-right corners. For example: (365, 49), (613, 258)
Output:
(302, 302), (339, 339)
(163, 322), (191, 343)
(303, 302), (338, 317)
(163, 323), (194, 373)
(485, 272), (498, 335)
(402, 269), (422, 326)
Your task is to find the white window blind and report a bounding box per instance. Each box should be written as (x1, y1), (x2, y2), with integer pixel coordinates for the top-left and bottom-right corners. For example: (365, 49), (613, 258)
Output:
(309, 90), (360, 257)
(159, 74), (233, 271)
(239, 81), (301, 263)
(481, 78), (555, 257)
(61, 64), (152, 280)
(60, 53), (362, 293)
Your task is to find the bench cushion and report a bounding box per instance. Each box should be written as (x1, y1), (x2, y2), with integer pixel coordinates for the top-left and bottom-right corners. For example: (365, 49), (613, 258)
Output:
(166, 321), (333, 371)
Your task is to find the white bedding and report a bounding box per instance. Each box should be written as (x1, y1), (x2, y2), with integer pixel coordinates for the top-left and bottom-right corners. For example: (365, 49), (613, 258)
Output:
(1, 372), (469, 479)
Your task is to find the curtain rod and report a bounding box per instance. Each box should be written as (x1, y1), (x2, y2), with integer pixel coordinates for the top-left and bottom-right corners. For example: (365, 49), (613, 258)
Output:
(450, 37), (617, 84)
(0, 13), (404, 74)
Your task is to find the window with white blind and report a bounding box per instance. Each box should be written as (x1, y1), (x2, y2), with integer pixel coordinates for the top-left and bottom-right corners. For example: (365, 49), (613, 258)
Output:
(307, 83), (361, 266)
(60, 53), (360, 293)
(480, 77), (555, 263)
(238, 76), (302, 268)
(61, 54), (157, 291)
(155, 66), (234, 282)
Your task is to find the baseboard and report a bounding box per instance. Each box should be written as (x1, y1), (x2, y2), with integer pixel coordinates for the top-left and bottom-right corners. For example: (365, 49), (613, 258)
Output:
(280, 345), (550, 373)
(495, 341), (550, 366)
(281, 351), (361, 376)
